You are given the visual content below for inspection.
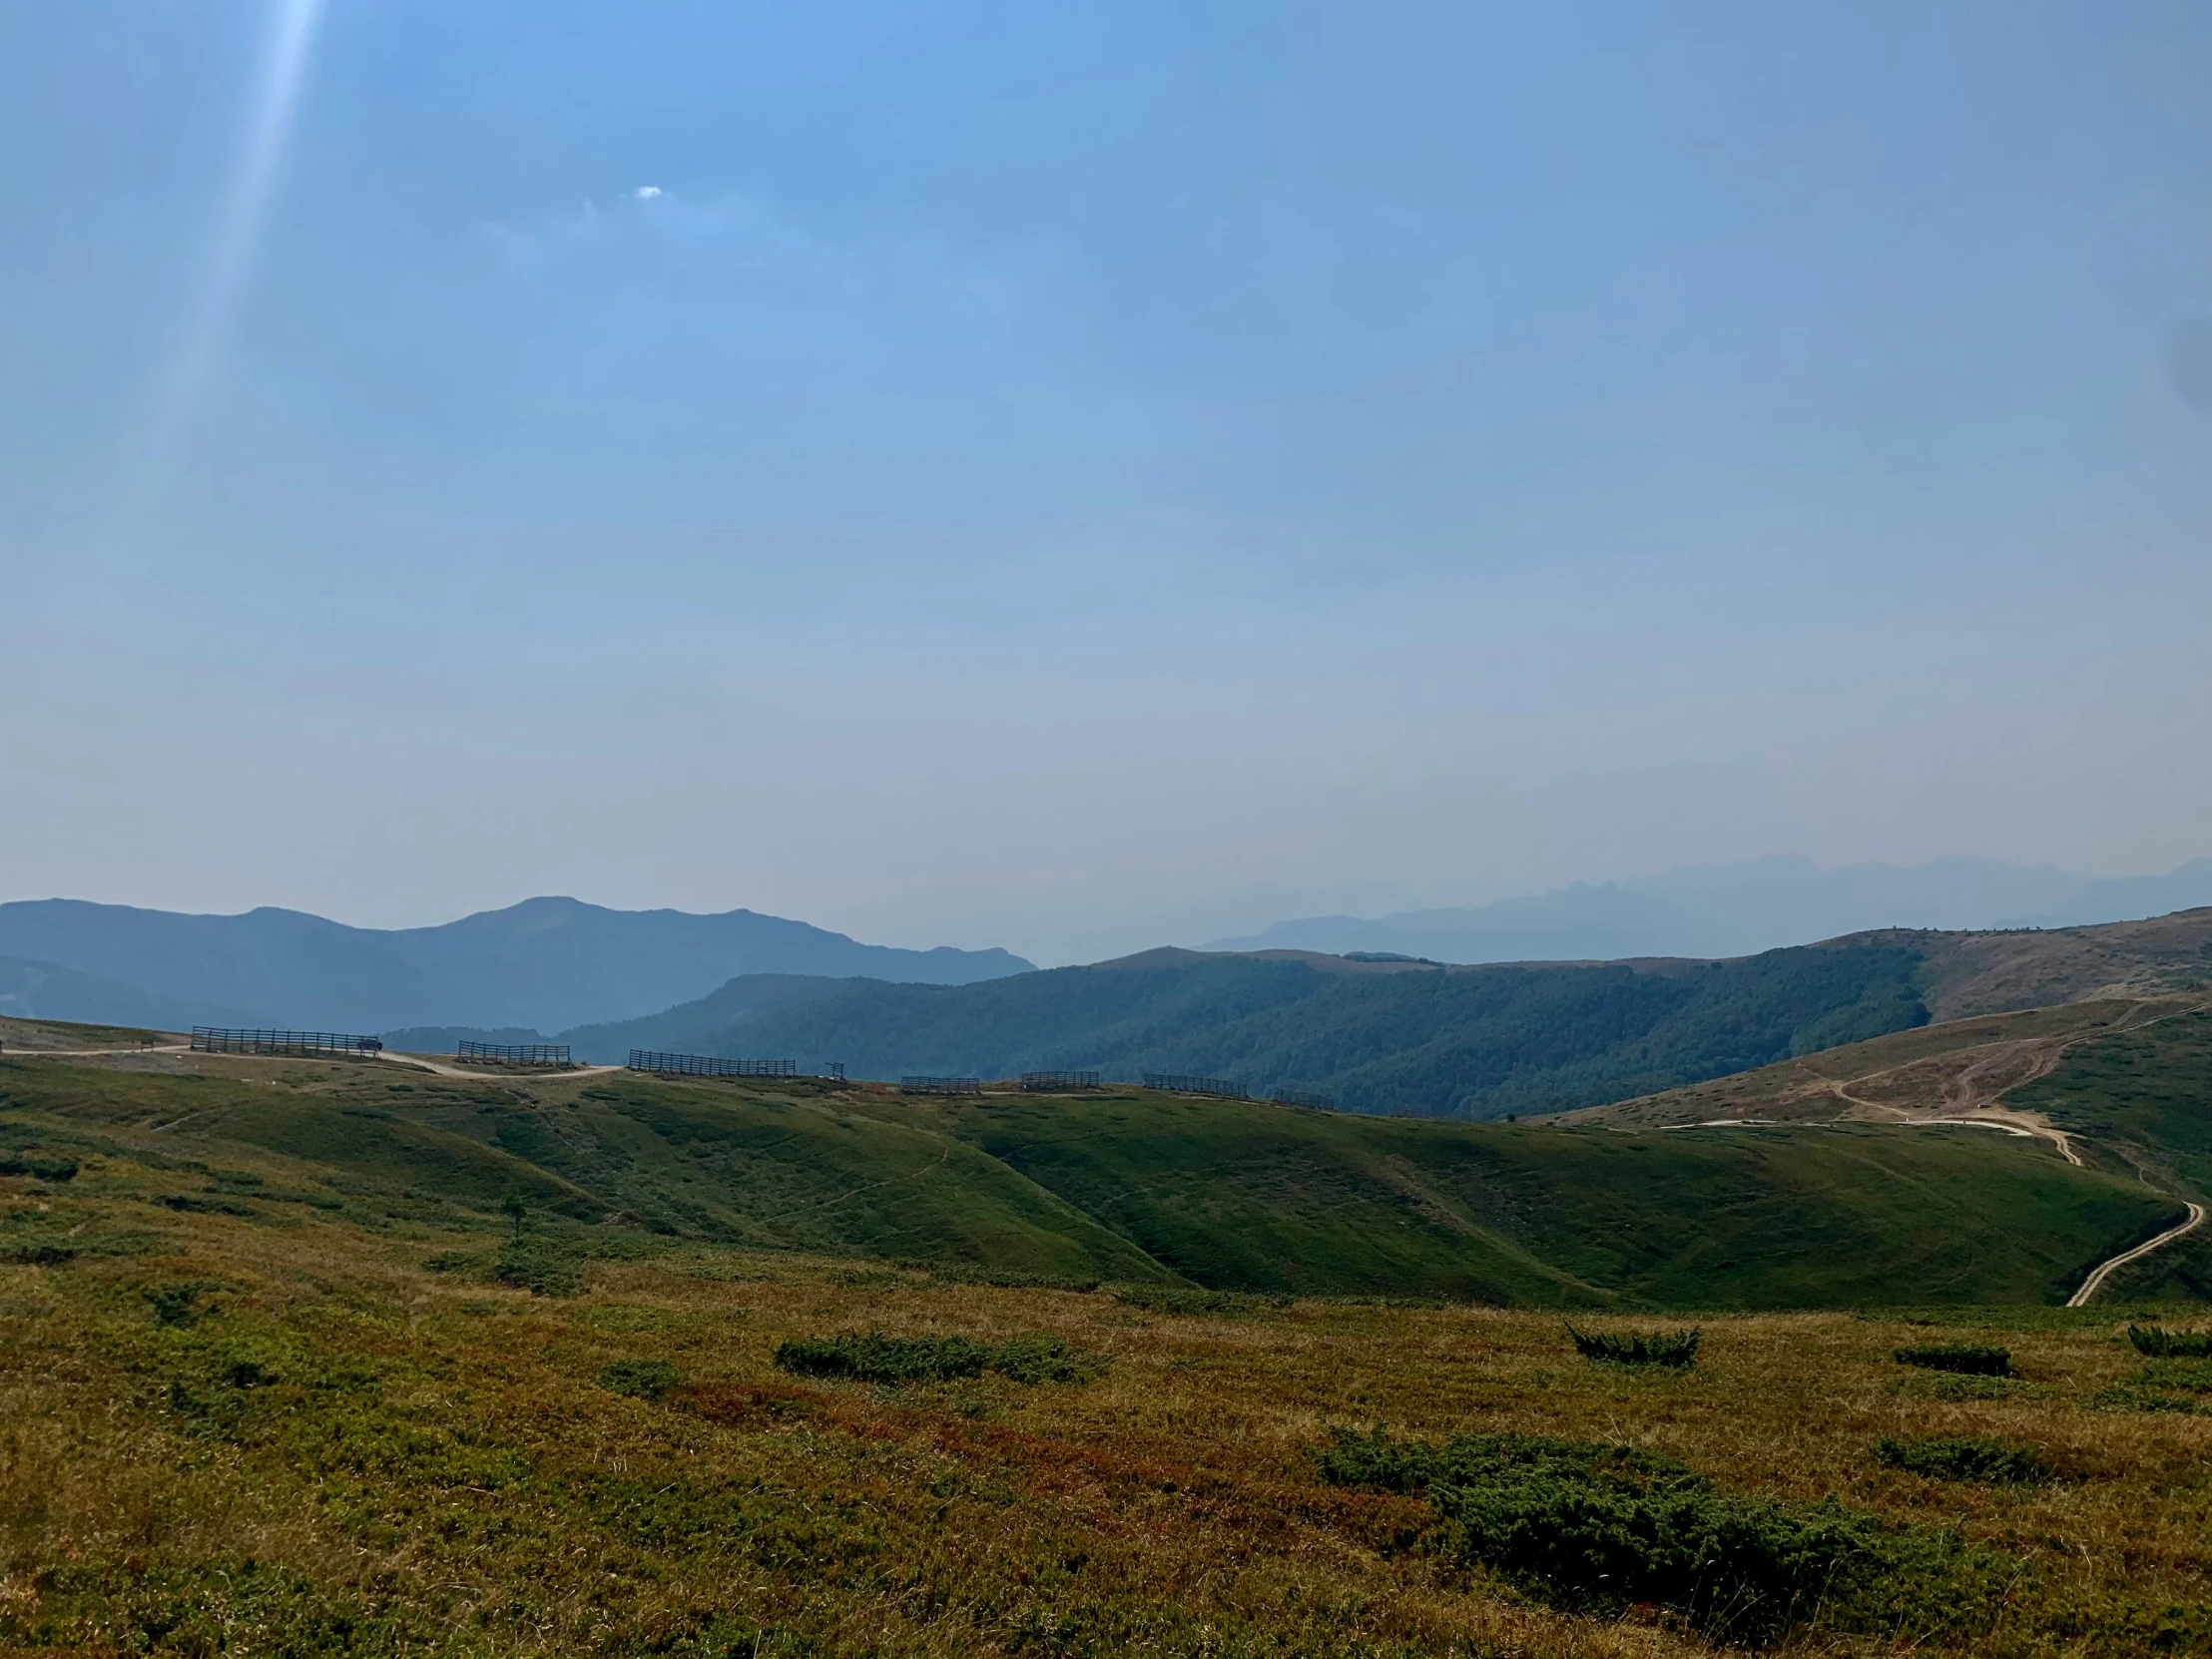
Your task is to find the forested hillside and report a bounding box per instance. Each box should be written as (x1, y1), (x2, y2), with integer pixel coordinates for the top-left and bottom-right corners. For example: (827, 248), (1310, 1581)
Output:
(568, 939), (1933, 1118)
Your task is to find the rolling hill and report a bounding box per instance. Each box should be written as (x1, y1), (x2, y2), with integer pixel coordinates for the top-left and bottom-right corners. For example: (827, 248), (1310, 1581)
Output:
(0, 895), (1030, 1032)
(1574, 981), (2212, 1301)
(0, 1030), (2176, 1308)
(6, 1042), (2205, 1658)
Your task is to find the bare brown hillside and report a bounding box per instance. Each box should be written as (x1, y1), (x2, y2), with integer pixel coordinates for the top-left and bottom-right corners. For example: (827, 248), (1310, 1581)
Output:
(1896, 906), (2212, 1018)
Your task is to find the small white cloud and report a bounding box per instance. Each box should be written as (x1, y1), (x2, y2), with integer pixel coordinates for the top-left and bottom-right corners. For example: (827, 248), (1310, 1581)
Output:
(634, 185), (663, 201)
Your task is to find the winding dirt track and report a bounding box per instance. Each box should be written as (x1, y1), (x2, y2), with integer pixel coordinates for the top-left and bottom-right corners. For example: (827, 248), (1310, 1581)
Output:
(2, 1041), (621, 1084)
(380, 1052), (624, 1082)
(2068, 1202), (2209, 1308)
(1, 1043), (193, 1058)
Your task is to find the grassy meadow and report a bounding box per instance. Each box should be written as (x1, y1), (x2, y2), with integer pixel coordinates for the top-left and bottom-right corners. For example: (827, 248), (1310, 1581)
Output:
(5, 1038), (2211, 1654)
(6, 1159), (2212, 1656)
(0, 1049), (2175, 1309)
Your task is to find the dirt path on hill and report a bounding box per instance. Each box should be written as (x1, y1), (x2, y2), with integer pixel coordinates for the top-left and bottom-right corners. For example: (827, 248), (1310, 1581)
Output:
(2, 1043), (192, 1057)
(2068, 1202), (2208, 1307)
(382, 1052), (625, 1083)
(1793, 1024), (2115, 1166)
(2, 1039), (624, 1086)
(1794, 1070), (2085, 1164)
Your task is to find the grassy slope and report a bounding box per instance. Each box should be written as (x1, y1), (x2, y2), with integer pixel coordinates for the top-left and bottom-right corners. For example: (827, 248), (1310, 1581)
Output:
(0, 1013), (170, 1051)
(2009, 1008), (2212, 1192)
(4, 1133), (2209, 1658)
(0, 1059), (1168, 1288)
(2004, 1007), (2212, 1300)
(1913, 907), (2212, 1019)
(0, 1036), (2181, 1308)
(921, 1092), (2172, 1307)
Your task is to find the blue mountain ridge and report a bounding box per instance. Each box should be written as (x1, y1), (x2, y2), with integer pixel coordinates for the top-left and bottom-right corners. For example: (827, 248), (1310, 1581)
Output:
(1208, 855), (2212, 965)
(0, 896), (1030, 1033)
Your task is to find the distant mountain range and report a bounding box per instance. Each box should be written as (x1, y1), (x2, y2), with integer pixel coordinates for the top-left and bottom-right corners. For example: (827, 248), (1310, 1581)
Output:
(1207, 855), (2212, 964)
(6, 855), (2208, 1054)
(0, 955), (249, 1031)
(0, 897), (1030, 1032)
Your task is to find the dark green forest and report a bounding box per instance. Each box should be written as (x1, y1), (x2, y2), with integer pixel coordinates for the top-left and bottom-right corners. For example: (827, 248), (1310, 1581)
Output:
(566, 941), (1933, 1118)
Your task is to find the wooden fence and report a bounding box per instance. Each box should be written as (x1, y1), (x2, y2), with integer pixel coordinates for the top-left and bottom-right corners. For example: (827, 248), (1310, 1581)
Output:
(191, 1026), (383, 1057)
(628, 1051), (796, 1079)
(1141, 1072), (1248, 1099)
(1020, 1070), (1101, 1091)
(458, 1039), (572, 1066)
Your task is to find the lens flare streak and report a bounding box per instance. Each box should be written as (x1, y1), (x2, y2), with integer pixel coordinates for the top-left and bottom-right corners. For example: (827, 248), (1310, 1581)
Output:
(150, 0), (327, 456)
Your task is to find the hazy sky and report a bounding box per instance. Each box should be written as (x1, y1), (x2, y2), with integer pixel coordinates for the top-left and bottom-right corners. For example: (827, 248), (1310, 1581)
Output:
(5, 1), (2210, 965)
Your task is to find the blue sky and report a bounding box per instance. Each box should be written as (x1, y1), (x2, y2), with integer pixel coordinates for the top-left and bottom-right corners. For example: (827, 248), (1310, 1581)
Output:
(4, 1), (2210, 964)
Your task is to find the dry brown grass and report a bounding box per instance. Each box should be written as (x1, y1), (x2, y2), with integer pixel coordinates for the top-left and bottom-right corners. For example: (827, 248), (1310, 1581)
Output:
(3, 1130), (2210, 1657)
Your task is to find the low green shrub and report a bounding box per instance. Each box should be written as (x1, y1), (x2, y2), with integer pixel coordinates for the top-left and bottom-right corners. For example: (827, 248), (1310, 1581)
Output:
(0, 1152), (79, 1182)
(1876, 1435), (2052, 1484)
(145, 1282), (223, 1329)
(494, 1239), (586, 1298)
(1895, 1344), (2012, 1377)
(600, 1359), (683, 1399)
(1114, 1284), (1292, 1318)
(1318, 1430), (2004, 1647)
(2093, 1383), (2207, 1415)
(1567, 1324), (1701, 1368)
(425, 1229), (663, 1297)
(0, 1223), (154, 1262)
(2128, 1325), (2212, 1359)
(158, 1194), (262, 1217)
(774, 1332), (1100, 1386)
(0, 1241), (77, 1265)
(2134, 1359), (2212, 1393)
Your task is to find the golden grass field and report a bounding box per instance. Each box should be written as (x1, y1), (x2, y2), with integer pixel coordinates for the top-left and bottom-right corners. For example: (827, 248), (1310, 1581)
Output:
(6, 1117), (2211, 1659)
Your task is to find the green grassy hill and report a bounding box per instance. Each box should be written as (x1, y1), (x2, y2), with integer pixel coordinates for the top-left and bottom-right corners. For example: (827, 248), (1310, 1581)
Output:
(2002, 1006), (2212, 1300)
(929, 1091), (2171, 1307)
(2, 1032), (2180, 1308)
(2007, 1007), (2212, 1192)
(1563, 995), (2212, 1302)
(0, 1057), (1167, 1289)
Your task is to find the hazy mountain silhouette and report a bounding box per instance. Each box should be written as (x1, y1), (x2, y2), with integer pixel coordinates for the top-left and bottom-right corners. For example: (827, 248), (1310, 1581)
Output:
(0, 896), (1031, 1032)
(1208, 855), (2212, 964)
(0, 955), (249, 1032)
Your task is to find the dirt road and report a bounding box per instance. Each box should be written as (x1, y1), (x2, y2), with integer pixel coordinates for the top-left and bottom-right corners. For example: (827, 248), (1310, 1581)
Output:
(3, 1039), (622, 1085)
(1, 1043), (192, 1058)
(2067, 1202), (2208, 1308)
(382, 1051), (624, 1082)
